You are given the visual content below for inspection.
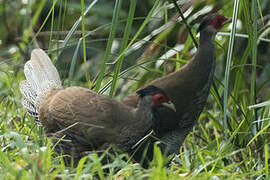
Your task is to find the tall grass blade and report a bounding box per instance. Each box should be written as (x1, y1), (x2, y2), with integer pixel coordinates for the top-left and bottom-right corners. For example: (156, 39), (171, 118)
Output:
(247, 123), (270, 146)
(31, 0), (57, 43)
(68, 39), (82, 86)
(248, 100), (270, 109)
(94, 0), (122, 91)
(31, 0), (47, 27)
(109, 0), (137, 97)
(223, 0), (240, 137)
(250, 0), (258, 131)
(48, 1), (55, 50)
(98, 60), (157, 94)
(55, 0), (99, 62)
(265, 144), (269, 179)
(171, 0), (198, 48)
(80, 0), (91, 87)
(109, 0), (161, 65)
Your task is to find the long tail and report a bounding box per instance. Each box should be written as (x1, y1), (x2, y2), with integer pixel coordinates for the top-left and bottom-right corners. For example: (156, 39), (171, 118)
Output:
(19, 49), (62, 119)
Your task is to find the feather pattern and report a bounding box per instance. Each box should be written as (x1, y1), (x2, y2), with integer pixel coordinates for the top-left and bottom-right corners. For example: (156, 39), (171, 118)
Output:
(20, 49), (62, 119)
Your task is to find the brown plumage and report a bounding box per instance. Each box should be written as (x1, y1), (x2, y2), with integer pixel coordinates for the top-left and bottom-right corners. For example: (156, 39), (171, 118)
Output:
(19, 49), (176, 163)
(121, 14), (230, 156)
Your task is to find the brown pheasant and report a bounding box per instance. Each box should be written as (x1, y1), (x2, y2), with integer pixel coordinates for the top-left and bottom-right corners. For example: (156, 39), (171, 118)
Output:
(19, 49), (176, 163)
(121, 14), (230, 156)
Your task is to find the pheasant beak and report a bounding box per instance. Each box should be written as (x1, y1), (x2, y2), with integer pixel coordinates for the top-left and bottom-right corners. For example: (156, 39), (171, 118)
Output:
(161, 101), (176, 112)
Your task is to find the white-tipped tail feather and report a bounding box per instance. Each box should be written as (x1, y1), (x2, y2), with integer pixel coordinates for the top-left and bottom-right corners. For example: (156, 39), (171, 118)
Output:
(20, 49), (62, 119)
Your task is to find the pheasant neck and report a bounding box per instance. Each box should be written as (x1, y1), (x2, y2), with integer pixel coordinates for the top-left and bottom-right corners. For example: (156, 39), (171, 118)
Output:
(196, 30), (216, 65)
(197, 30), (217, 86)
(199, 30), (216, 46)
(136, 99), (155, 123)
(180, 29), (216, 90)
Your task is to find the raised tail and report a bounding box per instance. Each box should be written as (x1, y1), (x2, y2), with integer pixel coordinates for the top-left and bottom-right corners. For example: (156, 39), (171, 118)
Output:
(20, 49), (62, 119)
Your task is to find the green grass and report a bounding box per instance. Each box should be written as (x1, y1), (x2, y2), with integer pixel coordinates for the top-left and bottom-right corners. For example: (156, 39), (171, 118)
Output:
(0, 0), (270, 179)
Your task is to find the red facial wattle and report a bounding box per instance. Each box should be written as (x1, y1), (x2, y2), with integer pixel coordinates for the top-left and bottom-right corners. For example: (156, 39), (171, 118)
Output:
(209, 15), (228, 30)
(153, 93), (169, 106)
